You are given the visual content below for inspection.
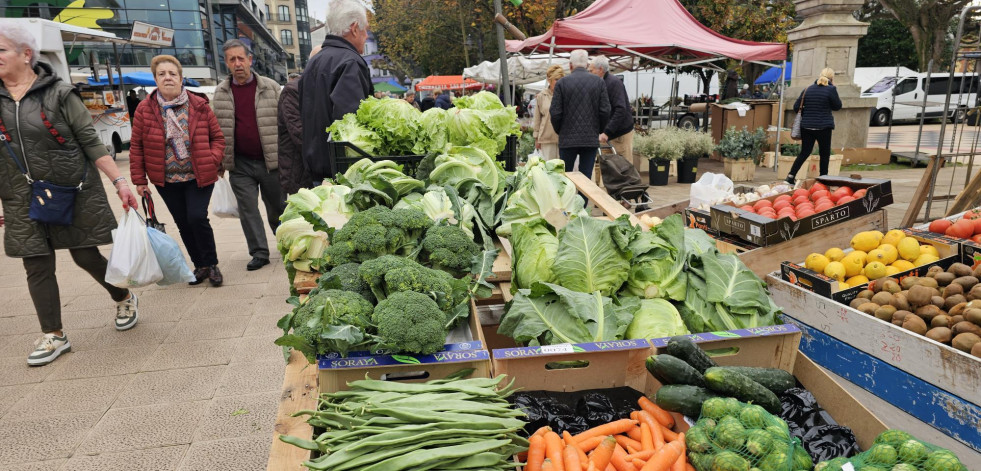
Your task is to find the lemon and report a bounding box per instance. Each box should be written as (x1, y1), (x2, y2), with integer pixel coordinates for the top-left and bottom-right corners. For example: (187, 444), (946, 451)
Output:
(919, 245), (940, 258)
(867, 249), (888, 264)
(864, 261), (888, 280)
(805, 253), (831, 273)
(885, 266), (900, 276)
(842, 252), (867, 278)
(851, 231), (882, 252)
(897, 237), (922, 261)
(836, 281), (850, 291)
(824, 261), (846, 281)
(824, 247), (846, 262)
(914, 254), (940, 266)
(878, 244), (899, 264)
(881, 229), (906, 247)
(891, 260), (915, 271)
(846, 275), (870, 286)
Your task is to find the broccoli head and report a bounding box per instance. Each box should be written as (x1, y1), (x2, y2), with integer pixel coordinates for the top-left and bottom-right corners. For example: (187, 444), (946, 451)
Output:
(320, 241), (357, 269)
(420, 224), (481, 277)
(359, 255), (463, 312)
(278, 289), (375, 360)
(372, 291), (447, 355)
(329, 206), (433, 262)
(327, 263), (376, 304)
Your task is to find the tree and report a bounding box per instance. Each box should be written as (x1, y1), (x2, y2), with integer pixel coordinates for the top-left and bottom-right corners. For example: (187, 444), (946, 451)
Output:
(876, 0), (972, 72)
(857, 18), (918, 70)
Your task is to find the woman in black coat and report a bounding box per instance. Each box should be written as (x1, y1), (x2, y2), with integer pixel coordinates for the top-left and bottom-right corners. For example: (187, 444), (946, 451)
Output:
(787, 68), (843, 184)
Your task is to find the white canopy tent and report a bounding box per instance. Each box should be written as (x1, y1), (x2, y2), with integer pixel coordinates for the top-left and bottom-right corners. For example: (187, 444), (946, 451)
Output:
(464, 55), (571, 85)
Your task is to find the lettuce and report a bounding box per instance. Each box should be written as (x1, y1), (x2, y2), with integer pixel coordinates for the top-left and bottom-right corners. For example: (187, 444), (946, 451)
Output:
(413, 108), (449, 155)
(326, 114), (381, 156)
(354, 97), (422, 155)
(453, 91), (506, 110)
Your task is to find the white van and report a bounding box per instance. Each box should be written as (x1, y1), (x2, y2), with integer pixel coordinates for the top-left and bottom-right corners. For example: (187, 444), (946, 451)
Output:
(862, 73), (979, 126)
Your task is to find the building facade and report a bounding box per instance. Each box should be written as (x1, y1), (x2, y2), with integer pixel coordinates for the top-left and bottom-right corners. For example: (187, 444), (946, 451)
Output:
(264, 0), (310, 73)
(1, 0), (288, 85)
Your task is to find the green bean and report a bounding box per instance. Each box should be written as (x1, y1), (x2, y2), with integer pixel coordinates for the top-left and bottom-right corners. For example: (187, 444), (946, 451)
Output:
(347, 427), (511, 451)
(344, 379), (500, 397)
(442, 452), (510, 469)
(368, 407), (525, 428)
(360, 439), (511, 471)
(277, 434), (321, 451)
(307, 437), (487, 471)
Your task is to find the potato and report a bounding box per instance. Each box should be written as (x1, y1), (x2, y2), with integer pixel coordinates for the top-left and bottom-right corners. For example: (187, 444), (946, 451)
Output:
(931, 315), (953, 328)
(968, 284), (981, 301)
(952, 321), (981, 337)
(952, 332), (981, 352)
(893, 310), (913, 325)
(951, 315), (966, 325)
(948, 263), (973, 278)
(973, 265), (981, 279)
(916, 304), (943, 321)
(934, 272), (956, 287)
(907, 285), (935, 308)
(902, 314), (929, 335)
(871, 292), (894, 306)
(953, 276), (980, 290)
(875, 305), (897, 322)
(942, 282), (964, 298)
(926, 327), (953, 344)
(916, 277), (939, 289)
(857, 289), (875, 300)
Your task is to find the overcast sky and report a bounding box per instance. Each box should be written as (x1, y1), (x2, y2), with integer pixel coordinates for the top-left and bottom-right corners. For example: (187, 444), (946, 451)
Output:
(307, 0), (329, 25)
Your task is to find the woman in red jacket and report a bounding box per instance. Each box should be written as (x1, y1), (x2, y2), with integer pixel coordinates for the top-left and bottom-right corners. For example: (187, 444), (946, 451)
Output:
(130, 55), (226, 286)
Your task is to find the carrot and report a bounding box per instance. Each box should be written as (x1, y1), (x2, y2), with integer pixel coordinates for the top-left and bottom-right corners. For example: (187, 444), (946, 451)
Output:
(637, 412), (661, 438)
(640, 423), (654, 451)
(589, 436), (617, 471)
(614, 435), (643, 452)
(545, 432), (566, 471)
(526, 434), (547, 471)
(660, 425), (679, 442)
(632, 459), (646, 469)
(533, 426), (553, 438)
(578, 436), (606, 452)
(638, 438), (685, 471)
(624, 450), (656, 461)
(563, 431), (589, 470)
(650, 419), (665, 449)
(626, 426), (643, 441)
(670, 434), (687, 471)
(564, 444), (583, 471)
(610, 444), (637, 471)
(638, 397), (675, 429)
(586, 463), (596, 471)
(606, 465), (616, 471)
(543, 458), (555, 471)
(574, 419), (639, 444)
(685, 464), (695, 471)
(626, 445), (638, 455)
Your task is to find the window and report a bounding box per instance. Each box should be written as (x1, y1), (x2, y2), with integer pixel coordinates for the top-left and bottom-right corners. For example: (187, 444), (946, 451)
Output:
(281, 29), (293, 46)
(893, 79), (917, 96)
(278, 5), (290, 22)
(265, 4), (270, 19)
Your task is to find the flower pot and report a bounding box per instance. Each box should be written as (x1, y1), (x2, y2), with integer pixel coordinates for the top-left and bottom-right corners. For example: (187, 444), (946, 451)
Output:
(678, 156), (699, 183)
(760, 151), (776, 168)
(648, 159), (670, 186)
(723, 158), (756, 182)
(777, 154), (816, 181)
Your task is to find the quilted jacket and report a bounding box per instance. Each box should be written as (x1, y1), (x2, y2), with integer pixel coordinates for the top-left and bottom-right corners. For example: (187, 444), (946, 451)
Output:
(550, 67), (611, 148)
(794, 82), (842, 130)
(0, 63), (116, 257)
(213, 72), (281, 172)
(277, 78), (312, 194)
(602, 72), (634, 140)
(129, 90), (225, 188)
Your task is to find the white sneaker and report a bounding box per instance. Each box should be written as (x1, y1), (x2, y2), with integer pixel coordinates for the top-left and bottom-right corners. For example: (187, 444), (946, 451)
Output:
(115, 291), (139, 331)
(27, 333), (71, 366)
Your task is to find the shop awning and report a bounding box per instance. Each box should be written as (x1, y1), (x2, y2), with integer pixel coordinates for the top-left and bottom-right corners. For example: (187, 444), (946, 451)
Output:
(415, 75), (483, 91)
(87, 71), (200, 87)
(374, 80), (407, 93)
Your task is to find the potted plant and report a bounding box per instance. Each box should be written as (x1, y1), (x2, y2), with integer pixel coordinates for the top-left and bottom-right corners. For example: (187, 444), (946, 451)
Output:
(636, 129), (682, 186)
(715, 126), (766, 182)
(678, 128), (713, 184)
(777, 143), (825, 180)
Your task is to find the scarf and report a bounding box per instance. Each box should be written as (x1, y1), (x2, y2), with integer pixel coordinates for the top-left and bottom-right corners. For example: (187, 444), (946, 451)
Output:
(157, 89), (190, 161)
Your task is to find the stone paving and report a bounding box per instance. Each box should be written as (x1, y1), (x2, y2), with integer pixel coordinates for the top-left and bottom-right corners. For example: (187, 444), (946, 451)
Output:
(0, 152), (290, 470)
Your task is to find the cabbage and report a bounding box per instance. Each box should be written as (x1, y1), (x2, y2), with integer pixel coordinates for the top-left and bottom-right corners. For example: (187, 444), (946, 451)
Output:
(429, 146), (501, 195)
(552, 215), (636, 296)
(510, 219), (558, 290)
(624, 215), (687, 300)
(326, 114), (381, 156)
(497, 154), (585, 237)
(625, 298), (689, 340)
(445, 107), (520, 157)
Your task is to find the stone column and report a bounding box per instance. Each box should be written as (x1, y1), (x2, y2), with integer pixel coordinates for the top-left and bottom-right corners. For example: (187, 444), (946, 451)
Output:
(784, 0), (878, 150)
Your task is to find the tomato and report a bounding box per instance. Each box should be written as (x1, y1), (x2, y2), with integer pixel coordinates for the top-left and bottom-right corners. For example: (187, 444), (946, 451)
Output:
(972, 218), (981, 235)
(828, 192), (840, 203)
(772, 200), (792, 212)
(809, 182), (828, 194)
(793, 189), (810, 199)
(964, 210), (981, 220)
(814, 197), (832, 207)
(793, 195), (810, 206)
(852, 189), (867, 199)
(834, 186), (854, 197)
(928, 219), (952, 234)
(814, 202), (834, 212)
(971, 234), (981, 244)
(774, 194), (793, 204)
(836, 195), (855, 205)
(809, 190), (830, 202)
(754, 199), (773, 209)
(740, 205), (755, 212)
(947, 219), (974, 239)
(797, 209), (815, 219)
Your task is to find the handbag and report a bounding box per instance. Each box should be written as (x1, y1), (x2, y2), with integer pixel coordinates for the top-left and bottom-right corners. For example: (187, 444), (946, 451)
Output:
(791, 88), (807, 141)
(141, 191), (166, 233)
(0, 133), (86, 226)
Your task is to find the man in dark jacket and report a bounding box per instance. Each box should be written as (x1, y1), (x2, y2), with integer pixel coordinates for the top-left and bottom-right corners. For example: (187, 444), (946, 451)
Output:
(588, 56), (635, 168)
(434, 89), (452, 109)
(299, 0), (372, 183)
(278, 73), (312, 195)
(550, 49), (611, 179)
(420, 93), (435, 111)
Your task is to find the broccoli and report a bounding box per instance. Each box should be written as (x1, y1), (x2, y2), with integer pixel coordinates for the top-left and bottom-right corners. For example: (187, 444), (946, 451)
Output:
(324, 206), (433, 268)
(326, 263), (376, 304)
(358, 255), (469, 315)
(372, 291), (447, 355)
(275, 289), (375, 361)
(420, 224), (481, 277)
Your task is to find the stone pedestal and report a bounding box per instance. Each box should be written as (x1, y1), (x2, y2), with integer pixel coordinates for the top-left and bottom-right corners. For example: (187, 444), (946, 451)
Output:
(782, 0), (878, 150)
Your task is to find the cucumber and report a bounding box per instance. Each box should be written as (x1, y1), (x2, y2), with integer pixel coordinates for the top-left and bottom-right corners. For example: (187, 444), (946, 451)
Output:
(645, 354), (706, 387)
(666, 335), (717, 373)
(703, 367), (781, 413)
(717, 366), (796, 394)
(653, 385), (722, 418)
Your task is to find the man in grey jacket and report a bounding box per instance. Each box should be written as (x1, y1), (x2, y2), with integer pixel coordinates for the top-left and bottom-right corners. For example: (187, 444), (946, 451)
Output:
(550, 49), (610, 179)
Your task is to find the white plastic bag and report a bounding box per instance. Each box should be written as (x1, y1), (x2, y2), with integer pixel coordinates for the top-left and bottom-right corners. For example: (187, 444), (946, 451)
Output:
(105, 208), (163, 288)
(211, 175), (238, 218)
(689, 172), (734, 209)
(146, 227), (195, 285)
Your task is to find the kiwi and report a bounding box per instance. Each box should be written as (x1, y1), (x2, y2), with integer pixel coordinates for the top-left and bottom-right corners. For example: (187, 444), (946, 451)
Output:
(890, 293), (911, 312)
(951, 315), (966, 325)
(951, 332), (981, 352)
(944, 295), (966, 311)
(948, 263), (973, 278)
(902, 314), (929, 335)
(881, 280), (901, 294)
(965, 307), (981, 325)
(969, 284), (981, 301)
(943, 282), (965, 298)
(927, 265), (945, 278)
(874, 305), (897, 322)
(871, 291), (894, 306)
(901, 277), (920, 290)
(907, 285), (935, 308)
(973, 342), (981, 358)
(858, 303), (880, 316)
(857, 289), (875, 300)
(850, 298), (867, 310)
(973, 265), (981, 279)
(949, 302), (968, 317)
(916, 304), (943, 321)
(932, 315), (953, 328)
(931, 296), (946, 308)
(926, 327), (953, 344)
(916, 277), (939, 289)
(953, 276), (980, 290)
(952, 321), (981, 336)
(893, 310), (912, 325)
(934, 272), (957, 286)
(967, 299), (981, 310)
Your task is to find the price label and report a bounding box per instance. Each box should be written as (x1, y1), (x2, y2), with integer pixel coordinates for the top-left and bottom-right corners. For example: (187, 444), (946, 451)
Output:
(751, 225), (762, 237)
(842, 463), (856, 471)
(540, 344), (575, 354)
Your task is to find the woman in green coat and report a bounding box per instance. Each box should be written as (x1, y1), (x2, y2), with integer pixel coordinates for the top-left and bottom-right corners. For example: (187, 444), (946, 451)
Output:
(0, 25), (141, 366)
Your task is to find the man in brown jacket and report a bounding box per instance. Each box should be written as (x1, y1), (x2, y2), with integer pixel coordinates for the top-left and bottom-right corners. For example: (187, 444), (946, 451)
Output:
(213, 39), (284, 271)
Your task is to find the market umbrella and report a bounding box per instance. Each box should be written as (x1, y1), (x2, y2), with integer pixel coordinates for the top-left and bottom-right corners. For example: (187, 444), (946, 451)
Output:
(374, 80), (407, 93)
(755, 62), (791, 85)
(464, 56), (570, 86)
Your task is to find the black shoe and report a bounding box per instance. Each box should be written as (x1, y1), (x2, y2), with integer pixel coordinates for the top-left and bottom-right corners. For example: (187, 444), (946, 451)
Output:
(784, 176), (795, 186)
(246, 257), (270, 271)
(208, 265), (223, 287)
(189, 267), (211, 285)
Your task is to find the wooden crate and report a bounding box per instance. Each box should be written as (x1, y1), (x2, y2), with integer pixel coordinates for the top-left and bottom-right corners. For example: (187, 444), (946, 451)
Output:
(723, 158), (756, 182)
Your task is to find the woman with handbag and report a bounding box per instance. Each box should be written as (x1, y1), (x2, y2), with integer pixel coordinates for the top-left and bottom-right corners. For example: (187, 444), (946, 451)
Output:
(131, 55), (225, 287)
(786, 68), (843, 184)
(0, 26), (140, 366)
(533, 65), (566, 160)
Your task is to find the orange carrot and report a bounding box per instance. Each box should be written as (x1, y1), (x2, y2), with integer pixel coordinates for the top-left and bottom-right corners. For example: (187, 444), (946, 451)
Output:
(670, 434), (687, 471)
(533, 426), (553, 438)
(626, 445), (638, 455)
(526, 434), (547, 471)
(614, 435), (643, 452)
(638, 397), (675, 429)
(578, 436), (606, 452)
(586, 463), (596, 471)
(638, 438), (685, 471)
(637, 412), (661, 439)
(685, 464), (695, 471)
(543, 459), (555, 471)
(574, 419), (639, 443)
(650, 419), (665, 449)
(660, 425), (679, 442)
(589, 436), (617, 471)
(626, 426), (643, 442)
(545, 432), (566, 471)
(605, 465), (616, 471)
(640, 423), (654, 451)
(632, 459), (646, 469)
(610, 444), (637, 471)
(564, 444), (583, 471)
(624, 450), (656, 461)
(630, 411), (641, 421)
(563, 431), (589, 470)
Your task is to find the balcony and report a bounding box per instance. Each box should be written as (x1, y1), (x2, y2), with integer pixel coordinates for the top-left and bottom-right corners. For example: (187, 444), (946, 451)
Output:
(267, 13), (292, 24)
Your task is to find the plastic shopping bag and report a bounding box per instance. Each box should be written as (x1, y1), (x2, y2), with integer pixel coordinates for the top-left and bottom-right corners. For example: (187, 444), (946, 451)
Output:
(146, 227), (195, 285)
(211, 175), (239, 218)
(105, 208), (164, 288)
(689, 172), (734, 210)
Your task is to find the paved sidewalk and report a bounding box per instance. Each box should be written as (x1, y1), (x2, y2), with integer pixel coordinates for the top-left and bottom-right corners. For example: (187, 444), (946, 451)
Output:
(0, 153), (290, 471)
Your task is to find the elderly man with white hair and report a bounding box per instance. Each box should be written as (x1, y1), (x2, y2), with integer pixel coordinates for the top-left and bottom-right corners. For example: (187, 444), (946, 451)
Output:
(299, 0), (372, 184)
(588, 55), (635, 168)
(549, 49), (611, 179)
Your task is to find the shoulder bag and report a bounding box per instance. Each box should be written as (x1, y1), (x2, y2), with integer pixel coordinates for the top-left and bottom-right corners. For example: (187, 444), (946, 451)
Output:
(791, 88), (807, 140)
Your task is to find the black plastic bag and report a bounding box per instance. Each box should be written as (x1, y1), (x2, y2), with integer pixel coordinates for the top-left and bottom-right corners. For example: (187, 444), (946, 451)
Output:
(509, 387), (645, 436)
(779, 387), (861, 462)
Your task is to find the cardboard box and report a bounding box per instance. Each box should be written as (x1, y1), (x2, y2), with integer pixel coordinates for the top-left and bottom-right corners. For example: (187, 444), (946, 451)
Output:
(779, 230), (960, 304)
(710, 176), (893, 247)
(842, 148), (892, 165)
(767, 276), (981, 452)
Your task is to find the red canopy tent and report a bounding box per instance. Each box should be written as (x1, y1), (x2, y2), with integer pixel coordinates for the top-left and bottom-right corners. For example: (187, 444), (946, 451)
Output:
(505, 0), (786, 67)
(415, 75), (484, 91)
